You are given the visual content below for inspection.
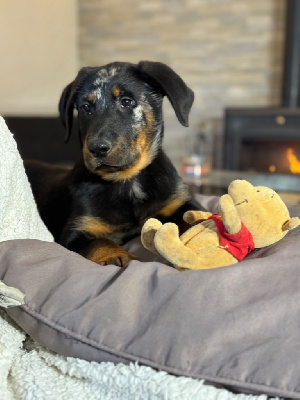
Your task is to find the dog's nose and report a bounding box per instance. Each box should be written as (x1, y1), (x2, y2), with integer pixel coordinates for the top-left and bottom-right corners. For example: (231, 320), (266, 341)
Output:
(88, 142), (112, 157)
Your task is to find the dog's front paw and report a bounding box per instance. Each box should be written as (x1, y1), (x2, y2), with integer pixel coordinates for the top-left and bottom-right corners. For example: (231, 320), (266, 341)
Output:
(99, 252), (139, 267)
(88, 248), (139, 267)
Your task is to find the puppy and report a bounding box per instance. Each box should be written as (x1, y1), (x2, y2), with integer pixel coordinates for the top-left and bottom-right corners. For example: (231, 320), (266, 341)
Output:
(25, 61), (205, 266)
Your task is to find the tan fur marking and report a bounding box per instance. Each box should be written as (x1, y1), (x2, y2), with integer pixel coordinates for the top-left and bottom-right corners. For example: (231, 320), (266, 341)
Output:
(138, 130), (147, 150)
(98, 150), (151, 182)
(73, 216), (117, 238)
(113, 87), (120, 97)
(82, 140), (97, 171)
(83, 140), (89, 158)
(145, 110), (154, 128)
(156, 192), (189, 218)
(87, 92), (96, 103)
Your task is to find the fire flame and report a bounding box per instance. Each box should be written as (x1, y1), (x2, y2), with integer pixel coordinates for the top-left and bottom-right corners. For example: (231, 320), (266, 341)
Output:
(287, 148), (300, 174)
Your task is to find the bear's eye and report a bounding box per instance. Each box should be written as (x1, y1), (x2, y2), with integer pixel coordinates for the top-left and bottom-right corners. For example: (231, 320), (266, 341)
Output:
(255, 189), (271, 201)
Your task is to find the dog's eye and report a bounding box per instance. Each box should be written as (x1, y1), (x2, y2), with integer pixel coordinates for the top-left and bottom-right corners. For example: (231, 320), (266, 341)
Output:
(121, 98), (135, 109)
(81, 104), (92, 114)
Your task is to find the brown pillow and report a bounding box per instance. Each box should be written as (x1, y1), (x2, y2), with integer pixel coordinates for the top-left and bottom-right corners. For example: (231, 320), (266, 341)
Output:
(1, 198), (300, 399)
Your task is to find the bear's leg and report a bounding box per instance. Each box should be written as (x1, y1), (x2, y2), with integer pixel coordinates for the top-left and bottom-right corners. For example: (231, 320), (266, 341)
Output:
(141, 218), (163, 255)
(154, 223), (200, 270)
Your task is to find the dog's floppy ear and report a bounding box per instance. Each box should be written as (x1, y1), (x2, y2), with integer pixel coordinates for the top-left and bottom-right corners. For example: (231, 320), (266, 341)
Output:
(59, 81), (76, 143)
(59, 67), (94, 143)
(137, 61), (194, 127)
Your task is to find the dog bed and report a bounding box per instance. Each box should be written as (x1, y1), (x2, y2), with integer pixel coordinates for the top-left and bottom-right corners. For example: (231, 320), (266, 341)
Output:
(1, 115), (300, 399)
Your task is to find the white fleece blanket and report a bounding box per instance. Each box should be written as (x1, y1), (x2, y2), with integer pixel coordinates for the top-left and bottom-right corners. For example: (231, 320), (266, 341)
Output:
(0, 116), (276, 400)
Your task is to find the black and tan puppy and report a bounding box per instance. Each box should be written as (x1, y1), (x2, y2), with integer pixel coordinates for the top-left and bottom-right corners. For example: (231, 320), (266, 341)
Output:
(26, 61), (205, 266)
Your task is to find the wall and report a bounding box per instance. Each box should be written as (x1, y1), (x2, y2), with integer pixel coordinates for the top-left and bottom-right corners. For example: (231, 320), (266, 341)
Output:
(0, 1), (286, 166)
(0, 0), (78, 116)
(79, 0), (286, 168)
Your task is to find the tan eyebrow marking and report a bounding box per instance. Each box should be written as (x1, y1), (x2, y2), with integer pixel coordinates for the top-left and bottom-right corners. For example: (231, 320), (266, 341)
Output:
(87, 92), (96, 103)
(113, 87), (120, 97)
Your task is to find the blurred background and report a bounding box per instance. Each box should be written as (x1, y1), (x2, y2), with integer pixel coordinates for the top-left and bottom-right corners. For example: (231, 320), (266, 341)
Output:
(1, 0), (299, 201)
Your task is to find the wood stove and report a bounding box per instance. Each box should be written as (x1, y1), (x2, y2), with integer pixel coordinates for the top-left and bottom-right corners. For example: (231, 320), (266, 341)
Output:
(224, 0), (300, 177)
(224, 107), (300, 174)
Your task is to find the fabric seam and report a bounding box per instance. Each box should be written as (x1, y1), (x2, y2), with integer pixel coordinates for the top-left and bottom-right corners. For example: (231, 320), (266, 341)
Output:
(17, 303), (300, 398)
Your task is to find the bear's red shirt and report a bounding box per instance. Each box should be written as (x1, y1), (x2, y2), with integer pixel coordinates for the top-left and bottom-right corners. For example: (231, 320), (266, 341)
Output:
(208, 214), (255, 261)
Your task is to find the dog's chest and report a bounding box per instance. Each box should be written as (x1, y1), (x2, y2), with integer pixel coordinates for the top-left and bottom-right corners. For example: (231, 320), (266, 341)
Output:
(74, 179), (160, 224)
(74, 180), (163, 244)
(129, 179), (148, 202)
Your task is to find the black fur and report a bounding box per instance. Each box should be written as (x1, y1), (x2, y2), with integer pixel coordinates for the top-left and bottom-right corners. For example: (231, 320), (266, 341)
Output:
(26, 61), (205, 266)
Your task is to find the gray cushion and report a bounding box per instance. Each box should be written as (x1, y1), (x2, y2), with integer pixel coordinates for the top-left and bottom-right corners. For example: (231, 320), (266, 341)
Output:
(1, 195), (300, 399)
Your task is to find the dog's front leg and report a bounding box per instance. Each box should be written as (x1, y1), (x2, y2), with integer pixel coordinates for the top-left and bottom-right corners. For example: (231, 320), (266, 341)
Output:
(62, 231), (139, 267)
(80, 238), (139, 267)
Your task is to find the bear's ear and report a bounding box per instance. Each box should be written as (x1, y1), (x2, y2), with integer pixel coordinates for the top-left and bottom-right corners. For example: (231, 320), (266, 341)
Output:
(282, 217), (300, 232)
(58, 67), (95, 143)
(137, 61), (194, 127)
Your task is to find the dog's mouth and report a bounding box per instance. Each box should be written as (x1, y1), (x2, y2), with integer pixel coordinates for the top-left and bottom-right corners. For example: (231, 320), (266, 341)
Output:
(95, 164), (121, 172)
(85, 156), (135, 175)
(89, 152), (140, 173)
(93, 161), (139, 174)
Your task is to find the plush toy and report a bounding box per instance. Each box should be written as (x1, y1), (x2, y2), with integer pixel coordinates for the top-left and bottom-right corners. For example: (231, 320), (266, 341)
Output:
(141, 180), (300, 270)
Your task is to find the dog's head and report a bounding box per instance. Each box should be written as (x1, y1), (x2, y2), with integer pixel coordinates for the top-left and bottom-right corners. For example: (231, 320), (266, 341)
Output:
(59, 61), (194, 181)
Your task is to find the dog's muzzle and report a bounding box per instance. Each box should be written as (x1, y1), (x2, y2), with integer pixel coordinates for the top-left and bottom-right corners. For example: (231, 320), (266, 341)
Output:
(83, 138), (134, 173)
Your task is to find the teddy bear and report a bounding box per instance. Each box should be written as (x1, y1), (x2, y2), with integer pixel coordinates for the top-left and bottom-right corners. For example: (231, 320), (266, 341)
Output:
(141, 180), (300, 270)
